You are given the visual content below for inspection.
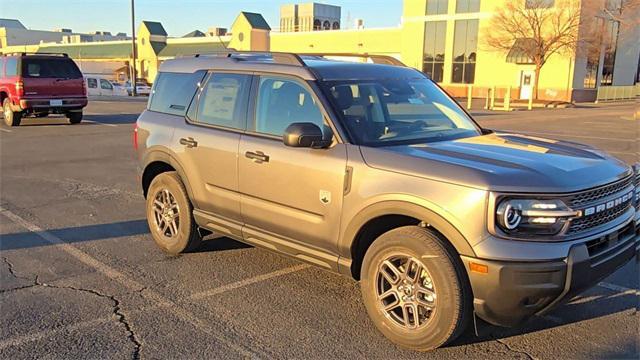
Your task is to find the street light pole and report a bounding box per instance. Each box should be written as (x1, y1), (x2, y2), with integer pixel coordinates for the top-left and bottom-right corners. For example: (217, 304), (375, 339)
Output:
(130, 0), (137, 96)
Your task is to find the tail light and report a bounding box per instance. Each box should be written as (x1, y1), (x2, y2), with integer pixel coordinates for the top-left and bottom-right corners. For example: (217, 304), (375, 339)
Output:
(81, 79), (87, 96)
(133, 123), (139, 150)
(15, 81), (24, 97)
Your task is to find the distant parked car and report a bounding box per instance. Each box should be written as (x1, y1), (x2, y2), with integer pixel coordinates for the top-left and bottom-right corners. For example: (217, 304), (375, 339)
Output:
(85, 75), (128, 97)
(125, 81), (151, 96)
(0, 52), (87, 126)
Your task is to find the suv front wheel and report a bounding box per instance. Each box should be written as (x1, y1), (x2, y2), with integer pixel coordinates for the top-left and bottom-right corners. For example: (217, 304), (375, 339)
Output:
(3, 98), (22, 127)
(360, 226), (471, 351)
(146, 172), (202, 254)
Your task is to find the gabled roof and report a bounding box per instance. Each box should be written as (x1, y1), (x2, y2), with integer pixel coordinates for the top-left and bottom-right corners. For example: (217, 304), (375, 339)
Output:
(183, 30), (206, 38)
(142, 21), (167, 36)
(240, 12), (271, 30)
(149, 41), (167, 55)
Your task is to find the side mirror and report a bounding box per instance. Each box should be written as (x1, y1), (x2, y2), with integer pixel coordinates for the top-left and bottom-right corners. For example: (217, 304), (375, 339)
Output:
(283, 122), (331, 148)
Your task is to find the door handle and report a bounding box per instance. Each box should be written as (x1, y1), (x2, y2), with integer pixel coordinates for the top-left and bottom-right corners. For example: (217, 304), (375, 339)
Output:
(179, 137), (198, 148)
(245, 151), (269, 163)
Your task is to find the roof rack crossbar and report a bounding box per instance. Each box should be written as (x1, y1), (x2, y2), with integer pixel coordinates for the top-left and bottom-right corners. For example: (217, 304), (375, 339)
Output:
(302, 53), (406, 67)
(191, 51), (306, 67)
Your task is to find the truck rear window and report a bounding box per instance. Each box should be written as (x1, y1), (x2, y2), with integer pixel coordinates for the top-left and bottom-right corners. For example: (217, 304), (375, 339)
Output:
(149, 71), (206, 116)
(21, 58), (83, 79)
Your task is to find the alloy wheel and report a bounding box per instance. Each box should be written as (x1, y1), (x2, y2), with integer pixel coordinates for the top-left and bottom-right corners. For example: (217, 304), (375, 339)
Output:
(375, 254), (437, 330)
(152, 188), (180, 238)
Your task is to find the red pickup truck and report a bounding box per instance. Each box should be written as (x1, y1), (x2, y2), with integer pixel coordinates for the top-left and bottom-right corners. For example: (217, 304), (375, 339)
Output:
(1, 53), (88, 126)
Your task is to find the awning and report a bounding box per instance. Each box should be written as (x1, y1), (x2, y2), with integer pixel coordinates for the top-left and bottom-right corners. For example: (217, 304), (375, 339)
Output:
(506, 38), (536, 64)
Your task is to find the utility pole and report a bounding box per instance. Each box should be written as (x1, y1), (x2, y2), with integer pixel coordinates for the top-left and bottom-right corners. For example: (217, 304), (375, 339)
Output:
(130, 0), (137, 96)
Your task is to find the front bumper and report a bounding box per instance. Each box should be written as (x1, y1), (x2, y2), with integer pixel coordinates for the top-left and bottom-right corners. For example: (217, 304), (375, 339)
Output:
(462, 218), (639, 327)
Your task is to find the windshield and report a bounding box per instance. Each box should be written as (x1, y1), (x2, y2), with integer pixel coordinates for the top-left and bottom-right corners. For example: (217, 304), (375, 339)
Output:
(321, 78), (481, 146)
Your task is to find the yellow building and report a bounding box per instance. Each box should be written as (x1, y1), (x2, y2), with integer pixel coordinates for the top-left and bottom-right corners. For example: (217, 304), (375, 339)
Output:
(2, 0), (637, 102)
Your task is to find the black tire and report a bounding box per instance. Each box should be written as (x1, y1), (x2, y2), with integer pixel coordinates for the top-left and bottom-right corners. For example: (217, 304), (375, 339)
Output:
(146, 171), (202, 254)
(67, 112), (83, 124)
(360, 226), (471, 351)
(3, 98), (22, 127)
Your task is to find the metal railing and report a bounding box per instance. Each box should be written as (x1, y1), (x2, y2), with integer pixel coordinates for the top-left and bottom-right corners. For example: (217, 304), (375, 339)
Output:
(595, 84), (639, 102)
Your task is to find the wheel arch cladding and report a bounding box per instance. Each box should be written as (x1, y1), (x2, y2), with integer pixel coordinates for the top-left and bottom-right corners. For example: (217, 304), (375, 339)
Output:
(141, 151), (195, 202)
(345, 201), (476, 280)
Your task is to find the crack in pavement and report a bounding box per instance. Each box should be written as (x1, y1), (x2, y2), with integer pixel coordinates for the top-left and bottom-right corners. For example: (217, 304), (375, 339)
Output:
(2, 257), (142, 360)
(493, 337), (537, 360)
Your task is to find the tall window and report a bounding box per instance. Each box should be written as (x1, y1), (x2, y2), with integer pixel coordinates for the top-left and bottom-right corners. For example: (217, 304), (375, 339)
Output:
(423, 21), (446, 82)
(583, 18), (603, 89)
(452, 19), (478, 84)
(601, 20), (619, 86)
(456, 0), (480, 13)
(426, 0), (448, 15)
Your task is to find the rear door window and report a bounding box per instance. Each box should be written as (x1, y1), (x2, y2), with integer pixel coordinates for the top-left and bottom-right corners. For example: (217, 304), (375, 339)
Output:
(21, 58), (82, 79)
(194, 73), (251, 130)
(149, 71), (206, 116)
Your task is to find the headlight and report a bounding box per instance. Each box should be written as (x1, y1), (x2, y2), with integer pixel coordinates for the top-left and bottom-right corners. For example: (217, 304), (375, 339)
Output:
(496, 198), (579, 236)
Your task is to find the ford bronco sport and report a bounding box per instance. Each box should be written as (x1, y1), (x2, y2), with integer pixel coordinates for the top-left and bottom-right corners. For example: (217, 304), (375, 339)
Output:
(135, 52), (639, 350)
(1, 52), (87, 126)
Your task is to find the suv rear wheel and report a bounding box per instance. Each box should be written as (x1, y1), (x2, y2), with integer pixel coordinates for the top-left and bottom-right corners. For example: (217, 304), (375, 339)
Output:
(3, 98), (22, 127)
(67, 112), (83, 124)
(360, 226), (471, 351)
(146, 172), (202, 254)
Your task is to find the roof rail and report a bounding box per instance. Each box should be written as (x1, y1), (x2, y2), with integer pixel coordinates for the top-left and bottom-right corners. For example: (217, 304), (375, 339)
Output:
(302, 53), (406, 67)
(2, 52), (69, 57)
(191, 51), (305, 66)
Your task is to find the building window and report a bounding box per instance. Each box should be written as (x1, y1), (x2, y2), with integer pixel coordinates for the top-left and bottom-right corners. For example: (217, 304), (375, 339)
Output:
(584, 61), (599, 89)
(456, 0), (480, 13)
(601, 20), (619, 86)
(323, 20), (331, 30)
(525, 0), (554, 8)
(583, 18), (603, 89)
(423, 21), (446, 82)
(426, 0), (448, 15)
(452, 19), (478, 84)
(313, 19), (321, 30)
(332, 21), (340, 30)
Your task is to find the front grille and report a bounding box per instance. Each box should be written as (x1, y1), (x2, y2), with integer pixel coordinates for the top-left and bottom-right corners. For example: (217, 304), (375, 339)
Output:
(568, 176), (633, 208)
(568, 202), (631, 234)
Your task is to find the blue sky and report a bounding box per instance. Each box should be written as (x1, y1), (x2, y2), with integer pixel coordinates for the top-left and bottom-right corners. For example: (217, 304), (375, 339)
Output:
(0, 0), (403, 37)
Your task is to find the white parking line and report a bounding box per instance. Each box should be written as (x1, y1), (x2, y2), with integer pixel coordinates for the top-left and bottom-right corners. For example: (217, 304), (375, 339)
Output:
(0, 206), (258, 358)
(0, 317), (111, 350)
(190, 263), (310, 300)
(0, 128), (12, 133)
(83, 120), (118, 127)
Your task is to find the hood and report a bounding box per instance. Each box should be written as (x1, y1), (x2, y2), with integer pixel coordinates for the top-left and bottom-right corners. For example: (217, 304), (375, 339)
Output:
(360, 132), (632, 193)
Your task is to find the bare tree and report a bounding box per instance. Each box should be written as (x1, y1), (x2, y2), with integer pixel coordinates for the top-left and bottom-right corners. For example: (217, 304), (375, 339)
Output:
(483, 0), (639, 100)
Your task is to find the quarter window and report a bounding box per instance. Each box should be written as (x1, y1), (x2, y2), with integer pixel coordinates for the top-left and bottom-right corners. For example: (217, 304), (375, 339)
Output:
(255, 77), (324, 136)
(148, 71), (206, 116)
(87, 78), (98, 88)
(452, 19), (478, 84)
(195, 73), (251, 129)
(5, 58), (18, 77)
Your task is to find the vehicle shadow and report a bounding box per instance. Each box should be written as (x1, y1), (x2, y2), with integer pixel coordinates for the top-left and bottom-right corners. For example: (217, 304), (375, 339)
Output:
(0, 220), (252, 253)
(448, 288), (638, 349)
(84, 113), (139, 124)
(13, 113), (139, 126)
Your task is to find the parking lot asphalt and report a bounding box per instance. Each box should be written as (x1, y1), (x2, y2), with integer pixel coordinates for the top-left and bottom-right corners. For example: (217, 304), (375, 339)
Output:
(1, 99), (638, 359)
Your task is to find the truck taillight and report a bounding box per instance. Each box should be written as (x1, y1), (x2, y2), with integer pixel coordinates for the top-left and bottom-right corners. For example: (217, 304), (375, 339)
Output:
(15, 81), (24, 96)
(81, 79), (87, 96)
(133, 123), (139, 150)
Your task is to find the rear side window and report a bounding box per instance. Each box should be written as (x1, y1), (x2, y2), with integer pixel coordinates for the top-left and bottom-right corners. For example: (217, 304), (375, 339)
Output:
(21, 58), (82, 79)
(149, 71), (206, 116)
(5, 58), (18, 77)
(87, 78), (98, 88)
(194, 73), (251, 129)
(100, 79), (113, 90)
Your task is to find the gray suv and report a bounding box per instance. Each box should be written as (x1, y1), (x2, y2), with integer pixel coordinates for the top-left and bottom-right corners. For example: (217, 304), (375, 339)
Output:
(135, 52), (639, 350)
